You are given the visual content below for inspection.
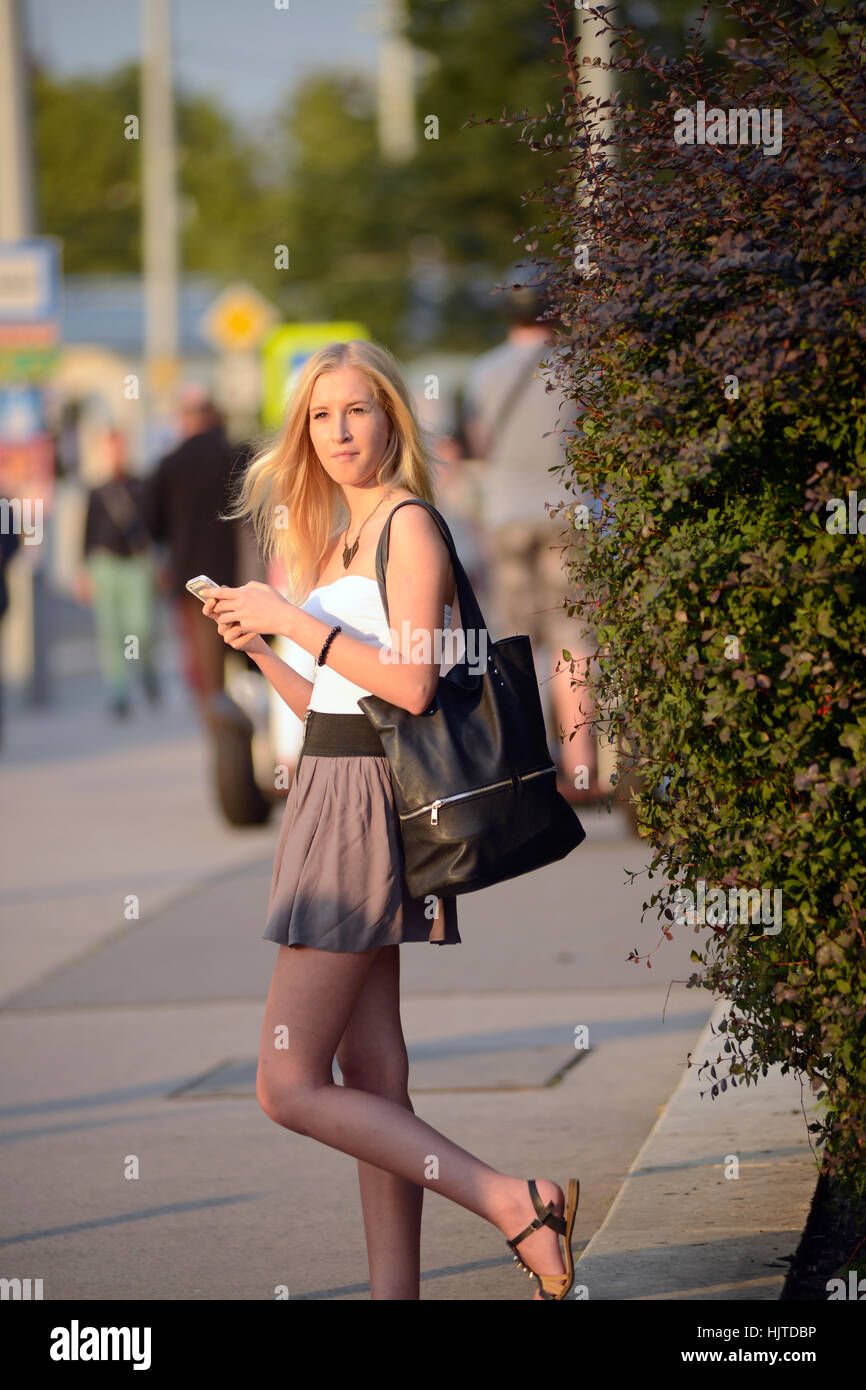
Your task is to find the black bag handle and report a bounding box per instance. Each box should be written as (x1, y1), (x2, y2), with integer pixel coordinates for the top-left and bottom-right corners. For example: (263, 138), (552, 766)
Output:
(373, 498), (491, 672)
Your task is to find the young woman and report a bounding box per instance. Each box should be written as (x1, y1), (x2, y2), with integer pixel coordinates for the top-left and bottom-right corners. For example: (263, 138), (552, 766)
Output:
(203, 339), (579, 1301)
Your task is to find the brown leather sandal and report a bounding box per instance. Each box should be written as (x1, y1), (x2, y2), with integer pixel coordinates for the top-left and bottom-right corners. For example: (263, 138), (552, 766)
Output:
(506, 1178), (580, 1300)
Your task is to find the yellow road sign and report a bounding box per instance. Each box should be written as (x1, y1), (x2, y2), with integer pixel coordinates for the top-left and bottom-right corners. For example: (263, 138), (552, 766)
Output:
(261, 322), (369, 428)
(201, 283), (278, 353)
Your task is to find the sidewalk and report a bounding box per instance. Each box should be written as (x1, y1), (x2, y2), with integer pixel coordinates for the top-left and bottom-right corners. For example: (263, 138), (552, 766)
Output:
(0, 618), (819, 1299)
(573, 998), (819, 1300)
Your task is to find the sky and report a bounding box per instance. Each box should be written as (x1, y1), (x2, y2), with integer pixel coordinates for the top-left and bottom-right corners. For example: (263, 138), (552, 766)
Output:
(24, 0), (382, 133)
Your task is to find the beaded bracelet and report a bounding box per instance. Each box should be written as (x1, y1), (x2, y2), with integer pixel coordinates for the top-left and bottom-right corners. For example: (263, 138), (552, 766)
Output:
(316, 624), (342, 667)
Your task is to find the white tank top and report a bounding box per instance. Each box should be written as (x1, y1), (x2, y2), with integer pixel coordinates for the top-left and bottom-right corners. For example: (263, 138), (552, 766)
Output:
(300, 574), (455, 714)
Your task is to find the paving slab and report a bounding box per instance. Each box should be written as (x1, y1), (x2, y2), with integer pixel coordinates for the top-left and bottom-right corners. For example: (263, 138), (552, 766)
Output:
(573, 999), (819, 1300)
(0, 989), (712, 1300)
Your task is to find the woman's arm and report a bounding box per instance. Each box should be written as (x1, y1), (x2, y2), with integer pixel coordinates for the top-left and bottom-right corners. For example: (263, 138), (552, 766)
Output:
(207, 505), (455, 716)
(247, 643), (313, 724)
(204, 605), (314, 723)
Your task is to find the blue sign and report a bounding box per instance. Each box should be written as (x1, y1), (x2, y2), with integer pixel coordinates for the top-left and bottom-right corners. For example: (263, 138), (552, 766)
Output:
(0, 239), (61, 322)
(0, 384), (44, 442)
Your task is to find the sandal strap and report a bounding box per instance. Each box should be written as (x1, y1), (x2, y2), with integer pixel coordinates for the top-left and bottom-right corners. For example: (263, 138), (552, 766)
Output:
(528, 1177), (567, 1232)
(528, 1178), (548, 1220)
(505, 1178), (567, 1251)
(538, 1281), (565, 1300)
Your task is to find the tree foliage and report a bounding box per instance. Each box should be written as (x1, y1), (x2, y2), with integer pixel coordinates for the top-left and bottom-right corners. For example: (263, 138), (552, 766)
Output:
(31, 62), (275, 286)
(30, 2), (743, 350)
(32, 65), (142, 273)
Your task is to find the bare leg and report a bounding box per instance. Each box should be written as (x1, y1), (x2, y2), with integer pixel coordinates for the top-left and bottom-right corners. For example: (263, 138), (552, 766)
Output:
(335, 945), (423, 1300)
(535, 524), (599, 789)
(550, 643), (598, 787)
(257, 942), (568, 1298)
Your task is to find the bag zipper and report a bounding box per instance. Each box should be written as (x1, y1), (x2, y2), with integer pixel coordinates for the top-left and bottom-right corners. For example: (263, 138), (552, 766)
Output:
(400, 765), (555, 826)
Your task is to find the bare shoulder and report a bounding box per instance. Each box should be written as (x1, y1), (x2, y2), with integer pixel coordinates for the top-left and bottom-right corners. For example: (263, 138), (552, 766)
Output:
(385, 497), (456, 610)
(389, 497), (450, 567)
(386, 496), (449, 564)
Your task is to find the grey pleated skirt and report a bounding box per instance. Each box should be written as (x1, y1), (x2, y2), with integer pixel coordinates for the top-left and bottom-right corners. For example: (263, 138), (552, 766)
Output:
(263, 710), (461, 952)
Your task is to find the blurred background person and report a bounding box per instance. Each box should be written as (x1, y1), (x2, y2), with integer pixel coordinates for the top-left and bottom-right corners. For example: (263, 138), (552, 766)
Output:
(75, 427), (158, 719)
(462, 263), (600, 803)
(145, 385), (242, 716)
(424, 411), (487, 598)
(146, 385), (268, 824)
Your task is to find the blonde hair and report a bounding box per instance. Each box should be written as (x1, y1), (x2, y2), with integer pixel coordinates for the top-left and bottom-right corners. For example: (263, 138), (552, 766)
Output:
(225, 339), (439, 602)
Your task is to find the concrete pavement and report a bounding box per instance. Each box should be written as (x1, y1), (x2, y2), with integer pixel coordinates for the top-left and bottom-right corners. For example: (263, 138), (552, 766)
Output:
(573, 998), (820, 1300)
(0, 615), (818, 1299)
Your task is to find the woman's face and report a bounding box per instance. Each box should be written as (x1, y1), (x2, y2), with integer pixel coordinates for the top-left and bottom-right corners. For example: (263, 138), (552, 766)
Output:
(307, 366), (392, 490)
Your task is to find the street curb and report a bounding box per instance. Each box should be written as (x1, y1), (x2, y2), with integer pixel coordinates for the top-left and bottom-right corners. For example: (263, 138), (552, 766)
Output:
(572, 997), (820, 1300)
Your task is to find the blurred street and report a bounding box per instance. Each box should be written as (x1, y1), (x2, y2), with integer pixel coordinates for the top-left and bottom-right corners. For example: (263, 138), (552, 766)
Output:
(0, 600), (717, 1300)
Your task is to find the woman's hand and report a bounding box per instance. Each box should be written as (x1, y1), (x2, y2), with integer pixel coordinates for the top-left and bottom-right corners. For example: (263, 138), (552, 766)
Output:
(202, 591), (269, 656)
(204, 582), (294, 639)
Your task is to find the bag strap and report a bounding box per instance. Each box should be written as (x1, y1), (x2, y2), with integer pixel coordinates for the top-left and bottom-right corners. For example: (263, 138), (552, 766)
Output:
(373, 497), (490, 651)
(100, 480), (149, 552)
(481, 348), (542, 458)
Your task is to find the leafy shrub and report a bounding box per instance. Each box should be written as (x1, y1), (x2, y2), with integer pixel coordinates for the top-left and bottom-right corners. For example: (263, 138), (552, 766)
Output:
(494, 0), (866, 1198)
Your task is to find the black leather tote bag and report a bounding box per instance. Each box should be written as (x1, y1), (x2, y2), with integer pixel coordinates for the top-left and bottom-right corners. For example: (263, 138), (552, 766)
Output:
(358, 499), (586, 898)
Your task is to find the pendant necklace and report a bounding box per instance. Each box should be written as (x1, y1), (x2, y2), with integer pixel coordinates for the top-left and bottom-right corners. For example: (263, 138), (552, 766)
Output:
(341, 489), (394, 569)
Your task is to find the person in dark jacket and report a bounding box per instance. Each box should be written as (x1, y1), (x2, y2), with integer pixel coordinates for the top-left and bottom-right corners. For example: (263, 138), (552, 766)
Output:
(145, 388), (268, 825)
(79, 428), (159, 718)
(146, 388), (245, 713)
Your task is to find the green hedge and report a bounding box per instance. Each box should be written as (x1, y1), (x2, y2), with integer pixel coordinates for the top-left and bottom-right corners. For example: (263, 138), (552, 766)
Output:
(509, 1), (866, 1198)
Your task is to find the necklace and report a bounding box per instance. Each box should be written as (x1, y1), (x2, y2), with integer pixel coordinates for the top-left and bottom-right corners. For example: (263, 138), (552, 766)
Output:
(341, 489), (394, 569)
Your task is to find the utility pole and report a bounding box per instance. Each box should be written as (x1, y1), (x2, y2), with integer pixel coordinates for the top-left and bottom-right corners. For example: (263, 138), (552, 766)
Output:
(0, 0), (34, 242)
(377, 0), (415, 165)
(571, 0), (616, 289)
(141, 0), (180, 452)
(573, 1), (615, 172)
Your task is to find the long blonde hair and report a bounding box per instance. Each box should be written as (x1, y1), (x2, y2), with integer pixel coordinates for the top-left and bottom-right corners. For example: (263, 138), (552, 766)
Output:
(226, 339), (439, 602)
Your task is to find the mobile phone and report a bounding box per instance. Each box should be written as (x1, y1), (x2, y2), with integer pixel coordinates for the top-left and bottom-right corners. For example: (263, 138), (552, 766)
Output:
(185, 574), (219, 602)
